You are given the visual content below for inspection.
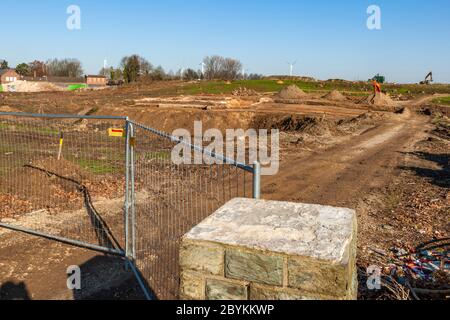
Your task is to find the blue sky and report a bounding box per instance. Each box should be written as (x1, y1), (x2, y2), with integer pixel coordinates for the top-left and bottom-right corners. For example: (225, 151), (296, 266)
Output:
(1, 0), (449, 83)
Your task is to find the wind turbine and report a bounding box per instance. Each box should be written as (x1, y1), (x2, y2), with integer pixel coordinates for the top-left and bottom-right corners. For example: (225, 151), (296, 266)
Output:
(287, 61), (297, 77)
(199, 62), (206, 80)
(180, 67), (185, 80)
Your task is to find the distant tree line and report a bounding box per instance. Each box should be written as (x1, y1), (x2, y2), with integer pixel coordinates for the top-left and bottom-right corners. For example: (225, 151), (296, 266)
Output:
(2, 54), (262, 83)
(104, 54), (255, 83)
(5, 59), (83, 78)
(46, 58), (83, 77)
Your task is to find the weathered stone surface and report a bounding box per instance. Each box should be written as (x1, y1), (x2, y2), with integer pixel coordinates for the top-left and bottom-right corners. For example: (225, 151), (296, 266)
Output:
(180, 271), (204, 300)
(288, 257), (349, 297)
(180, 198), (358, 301)
(225, 250), (283, 286)
(180, 241), (224, 276)
(185, 198), (356, 264)
(206, 279), (248, 300)
(250, 284), (337, 300)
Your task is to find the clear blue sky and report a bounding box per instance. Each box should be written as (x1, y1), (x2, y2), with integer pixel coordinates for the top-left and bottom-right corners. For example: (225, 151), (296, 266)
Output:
(1, 0), (449, 83)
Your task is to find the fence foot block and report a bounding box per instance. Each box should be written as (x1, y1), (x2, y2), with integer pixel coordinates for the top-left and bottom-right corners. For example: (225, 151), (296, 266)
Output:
(180, 198), (358, 300)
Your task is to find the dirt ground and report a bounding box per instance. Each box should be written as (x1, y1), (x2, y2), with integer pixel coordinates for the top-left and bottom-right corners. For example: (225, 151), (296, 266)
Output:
(0, 82), (449, 300)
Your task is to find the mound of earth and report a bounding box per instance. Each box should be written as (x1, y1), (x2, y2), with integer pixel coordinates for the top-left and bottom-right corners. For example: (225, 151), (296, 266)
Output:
(232, 87), (258, 97)
(323, 90), (346, 101)
(363, 92), (396, 107)
(251, 114), (332, 135)
(276, 85), (307, 100)
(1, 80), (63, 93)
(0, 106), (20, 113)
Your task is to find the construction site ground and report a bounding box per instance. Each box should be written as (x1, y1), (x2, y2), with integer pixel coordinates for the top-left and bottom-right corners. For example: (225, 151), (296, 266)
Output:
(0, 81), (449, 300)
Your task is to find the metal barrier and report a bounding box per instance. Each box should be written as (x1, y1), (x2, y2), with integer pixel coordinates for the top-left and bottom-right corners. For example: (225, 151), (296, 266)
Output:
(127, 121), (258, 299)
(0, 112), (260, 300)
(0, 113), (128, 255)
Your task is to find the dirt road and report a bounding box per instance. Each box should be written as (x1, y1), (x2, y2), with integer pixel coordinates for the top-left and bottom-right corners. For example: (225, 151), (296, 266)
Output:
(262, 109), (431, 209)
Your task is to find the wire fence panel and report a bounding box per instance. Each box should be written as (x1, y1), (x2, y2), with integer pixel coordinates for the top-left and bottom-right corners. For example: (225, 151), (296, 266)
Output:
(0, 114), (127, 254)
(130, 121), (255, 300)
(1, 113), (258, 300)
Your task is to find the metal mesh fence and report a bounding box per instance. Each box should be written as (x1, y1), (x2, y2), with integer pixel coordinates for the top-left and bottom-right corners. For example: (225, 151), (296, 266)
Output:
(0, 113), (258, 300)
(0, 114), (127, 254)
(129, 121), (255, 300)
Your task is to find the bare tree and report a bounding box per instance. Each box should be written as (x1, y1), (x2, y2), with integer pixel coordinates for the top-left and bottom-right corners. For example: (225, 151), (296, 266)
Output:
(183, 68), (199, 81)
(203, 55), (242, 80)
(151, 65), (166, 80)
(203, 55), (224, 80)
(29, 60), (47, 78)
(46, 58), (83, 77)
(221, 58), (242, 80)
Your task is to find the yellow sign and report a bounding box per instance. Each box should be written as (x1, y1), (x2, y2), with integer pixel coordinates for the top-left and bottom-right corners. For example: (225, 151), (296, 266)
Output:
(108, 128), (125, 137)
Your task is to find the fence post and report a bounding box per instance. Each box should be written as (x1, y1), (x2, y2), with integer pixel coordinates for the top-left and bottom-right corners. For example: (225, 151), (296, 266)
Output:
(252, 161), (261, 199)
(124, 119), (131, 263)
(129, 123), (136, 261)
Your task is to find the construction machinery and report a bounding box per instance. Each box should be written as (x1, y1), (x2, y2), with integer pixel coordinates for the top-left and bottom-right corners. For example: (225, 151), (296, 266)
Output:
(369, 73), (385, 84)
(420, 72), (433, 85)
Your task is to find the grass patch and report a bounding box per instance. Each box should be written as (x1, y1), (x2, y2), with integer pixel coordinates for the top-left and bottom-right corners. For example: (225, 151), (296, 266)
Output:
(0, 122), (59, 135)
(145, 151), (171, 160)
(155, 80), (353, 96)
(0, 85), (3, 92)
(152, 79), (450, 97)
(67, 156), (117, 175)
(432, 96), (450, 106)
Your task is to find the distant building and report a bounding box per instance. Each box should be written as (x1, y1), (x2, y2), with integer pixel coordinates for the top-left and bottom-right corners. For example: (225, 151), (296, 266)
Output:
(85, 75), (107, 86)
(0, 69), (20, 84)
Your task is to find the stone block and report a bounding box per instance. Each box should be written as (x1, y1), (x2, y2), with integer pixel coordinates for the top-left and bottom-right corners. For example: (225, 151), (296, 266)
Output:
(180, 241), (224, 276)
(206, 278), (248, 300)
(180, 271), (204, 300)
(225, 250), (283, 286)
(249, 283), (337, 300)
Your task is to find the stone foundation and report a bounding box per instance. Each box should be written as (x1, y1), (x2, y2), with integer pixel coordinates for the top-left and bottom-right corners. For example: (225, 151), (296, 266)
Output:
(180, 198), (358, 300)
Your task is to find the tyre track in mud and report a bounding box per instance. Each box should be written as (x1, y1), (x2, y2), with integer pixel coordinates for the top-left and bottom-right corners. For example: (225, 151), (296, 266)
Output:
(262, 110), (431, 209)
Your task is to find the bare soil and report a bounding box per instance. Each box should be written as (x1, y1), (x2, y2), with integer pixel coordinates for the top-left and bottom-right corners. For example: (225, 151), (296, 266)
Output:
(1, 82), (449, 300)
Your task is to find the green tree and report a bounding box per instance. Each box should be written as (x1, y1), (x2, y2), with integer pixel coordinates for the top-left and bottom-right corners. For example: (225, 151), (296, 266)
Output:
(16, 63), (30, 76)
(0, 60), (8, 69)
(120, 55), (152, 83)
(121, 55), (139, 83)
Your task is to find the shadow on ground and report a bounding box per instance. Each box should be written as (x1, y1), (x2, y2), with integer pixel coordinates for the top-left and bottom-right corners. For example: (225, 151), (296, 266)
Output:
(0, 255), (150, 300)
(72, 255), (148, 300)
(399, 151), (450, 188)
(0, 281), (31, 300)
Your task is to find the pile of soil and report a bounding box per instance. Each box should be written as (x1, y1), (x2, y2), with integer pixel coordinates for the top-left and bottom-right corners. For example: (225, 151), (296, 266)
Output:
(232, 87), (258, 97)
(251, 114), (332, 135)
(0, 106), (20, 113)
(276, 85), (307, 100)
(363, 92), (396, 107)
(323, 90), (346, 101)
(2, 81), (63, 93)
